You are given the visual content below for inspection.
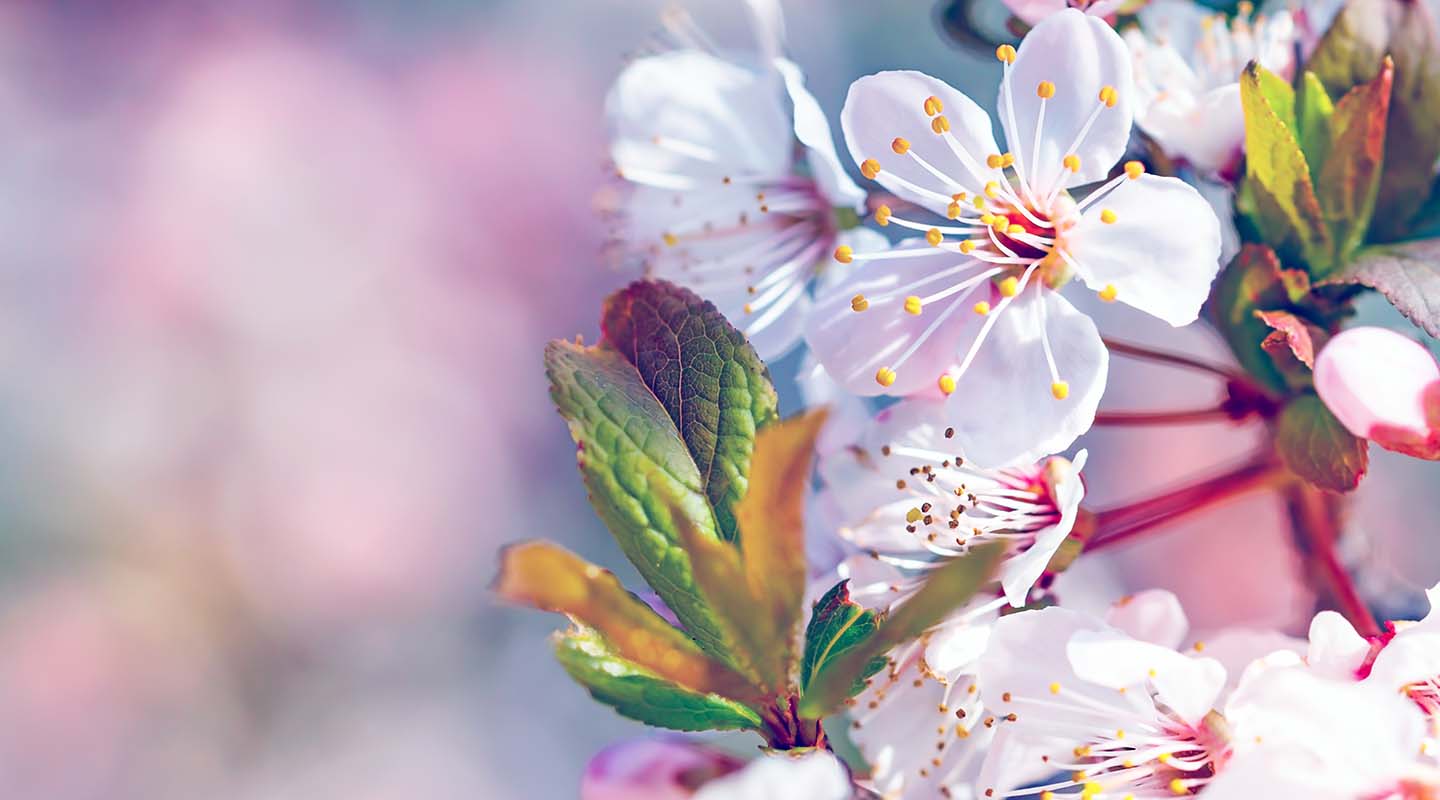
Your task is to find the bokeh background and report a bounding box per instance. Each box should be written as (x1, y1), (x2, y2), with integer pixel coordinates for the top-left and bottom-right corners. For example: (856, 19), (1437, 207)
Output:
(0, 1), (1435, 798)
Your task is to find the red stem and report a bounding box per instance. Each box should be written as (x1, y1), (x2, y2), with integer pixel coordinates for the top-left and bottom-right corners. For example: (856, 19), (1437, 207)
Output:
(1284, 484), (1380, 637)
(1102, 337), (1246, 382)
(1093, 407), (1235, 427)
(1086, 455), (1284, 553)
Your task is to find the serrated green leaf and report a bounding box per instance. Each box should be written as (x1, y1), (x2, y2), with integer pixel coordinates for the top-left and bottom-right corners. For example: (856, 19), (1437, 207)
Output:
(545, 339), (739, 667)
(1317, 60), (1393, 267)
(798, 542), (1006, 719)
(1309, 0), (1440, 241)
(602, 280), (780, 543)
(554, 628), (763, 732)
(1296, 72), (1334, 178)
(1318, 239), (1440, 337)
(1276, 394), (1369, 493)
(1211, 244), (1301, 395)
(800, 580), (886, 698)
(1240, 62), (1333, 273)
(494, 541), (759, 702)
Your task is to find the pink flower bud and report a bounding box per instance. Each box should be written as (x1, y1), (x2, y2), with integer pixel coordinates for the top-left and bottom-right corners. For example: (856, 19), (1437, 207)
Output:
(1314, 327), (1440, 460)
(581, 739), (740, 800)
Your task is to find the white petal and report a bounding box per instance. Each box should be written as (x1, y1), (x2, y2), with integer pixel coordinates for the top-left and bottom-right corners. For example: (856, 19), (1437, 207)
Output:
(1105, 589), (1189, 650)
(805, 245), (989, 397)
(943, 288), (1106, 468)
(841, 71), (1000, 215)
(693, 751), (850, 800)
(1001, 9), (1134, 194)
(925, 624), (993, 677)
(607, 50), (791, 181)
(1136, 83), (1245, 174)
(1305, 610), (1370, 680)
(999, 451), (1087, 606)
(777, 59), (867, 212)
(1066, 174), (1222, 326)
(1066, 630), (1225, 724)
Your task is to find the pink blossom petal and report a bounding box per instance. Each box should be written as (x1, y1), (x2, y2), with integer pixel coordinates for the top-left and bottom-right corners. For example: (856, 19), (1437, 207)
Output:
(1314, 326), (1440, 460)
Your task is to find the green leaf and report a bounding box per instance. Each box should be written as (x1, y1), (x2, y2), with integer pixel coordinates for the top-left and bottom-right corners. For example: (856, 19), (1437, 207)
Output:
(1240, 62), (1333, 273)
(1211, 244), (1306, 395)
(546, 339), (737, 665)
(1309, 0), (1440, 241)
(1276, 394), (1369, 493)
(798, 542), (1007, 719)
(602, 280), (780, 543)
(545, 279), (780, 676)
(800, 580), (886, 697)
(1296, 72), (1334, 183)
(553, 628), (763, 732)
(1319, 239), (1440, 337)
(494, 541), (760, 703)
(1317, 59), (1393, 267)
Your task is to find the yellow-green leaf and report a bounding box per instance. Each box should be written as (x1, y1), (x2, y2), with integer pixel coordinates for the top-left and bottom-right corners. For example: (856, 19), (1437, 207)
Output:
(1318, 58), (1393, 266)
(495, 540), (759, 702)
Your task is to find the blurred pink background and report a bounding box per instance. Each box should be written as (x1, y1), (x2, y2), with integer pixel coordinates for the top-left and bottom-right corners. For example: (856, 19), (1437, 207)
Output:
(1, 2), (1435, 798)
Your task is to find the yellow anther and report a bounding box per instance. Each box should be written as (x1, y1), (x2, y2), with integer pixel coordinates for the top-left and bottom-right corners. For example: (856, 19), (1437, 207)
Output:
(834, 245), (854, 263)
(904, 295), (923, 315)
(979, 213), (995, 226)
(984, 181), (1001, 199)
(938, 374), (956, 395)
(1124, 160), (1145, 179)
(1049, 682), (1061, 695)
(999, 276), (1019, 297)
(924, 95), (944, 116)
(972, 195), (986, 209)
(1099, 283), (1118, 302)
(996, 44), (1016, 64)
(926, 228), (943, 246)
(931, 115), (951, 134)
(662, 232), (679, 247)
(876, 205), (892, 226)
(875, 367), (897, 387)
(1193, 641), (1206, 652)
(1074, 745), (1091, 757)
(973, 301), (991, 316)
(947, 202), (962, 220)
(986, 153), (1004, 169)
(906, 507), (923, 523)
(1157, 753), (1172, 765)
(1100, 208), (1118, 224)
(952, 191), (967, 201)
(1037, 80), (1056, 99)
(1169, 778), (1187, 795)
(892, 137), (911, 155)
(1099, 85), (1118, 107)
(1063, 154), (1081, 173)
(743, 303), (753, 314)
(1002, 152), (1015, 167)
(1115, 729), (1126, 740)
(1051, 381), (1070, 400)
(1082, 782), (1103, 798)
(1007, 224), (1025, 235)
(851, 294), (869, 312)
(861, 159), (881, 180)
(959, 239), (977, 254)
(1041, 793), (1055, 800)
(992, 217), (1008, 232)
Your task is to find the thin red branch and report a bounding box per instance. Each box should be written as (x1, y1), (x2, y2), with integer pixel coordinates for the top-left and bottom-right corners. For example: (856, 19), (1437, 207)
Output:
(1102, 337), (1247, 382)
(1093, 407), (1235, 427)
(1284, 485), (1380, 638)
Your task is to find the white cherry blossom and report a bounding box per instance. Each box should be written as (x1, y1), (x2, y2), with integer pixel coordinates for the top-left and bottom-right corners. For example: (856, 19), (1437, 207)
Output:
(805, 9), (1220, 467)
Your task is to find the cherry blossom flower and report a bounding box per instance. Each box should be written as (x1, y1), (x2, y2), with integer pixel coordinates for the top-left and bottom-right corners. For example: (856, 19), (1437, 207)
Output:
(1314, 327), (1440, 461)
(976, 593), (1231, 799)
(805, 9), (1221, 467)
(1005, 0), (1125, 28)
(582, 739), (741, 800)
(602, 2), (867, 360)
(818, 399), (1088, 608)
(1123, 0), (1298, 175)
(691, 749), (851, 800)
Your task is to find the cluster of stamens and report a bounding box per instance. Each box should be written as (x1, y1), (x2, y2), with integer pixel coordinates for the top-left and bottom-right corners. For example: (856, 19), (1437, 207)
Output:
(830, 43), (1145, 399)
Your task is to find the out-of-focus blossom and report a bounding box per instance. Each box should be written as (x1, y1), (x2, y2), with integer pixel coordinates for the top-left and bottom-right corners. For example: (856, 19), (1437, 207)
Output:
(1315, 327), (1440, 461)
(1123, 0), (1297, 175)
(600, 3), (866, 360)
(691, 750), (851, 800)
(818, 399), (1086, 607)
(806, 9), (1220, 467)
(977, 594), (1229, 798)
(581, 739), (742, 800)
(1004, 0), (1125, 27)
(1211, 667), (1433, 799)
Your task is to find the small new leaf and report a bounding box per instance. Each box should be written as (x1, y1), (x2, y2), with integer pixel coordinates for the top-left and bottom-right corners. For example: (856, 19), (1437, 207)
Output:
(554, 628), (763, 732)
(1240, 62), (1332, 272)
(1317, 59), (1393, 267)
(798, 542), (1007, 719)
(1276, 394), (1369, 493)
(1255, 309), (1324, 389)
(495, 541), (759, 702)
(1319, 239), (1440, 337)
(800, 580), (886, 696)
(1211, 244), (1301, 395)
(1296, 72), (1335, 175)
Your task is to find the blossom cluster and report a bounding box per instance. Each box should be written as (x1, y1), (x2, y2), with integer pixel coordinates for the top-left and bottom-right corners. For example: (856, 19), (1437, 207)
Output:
(501, 0), (1440, 797)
